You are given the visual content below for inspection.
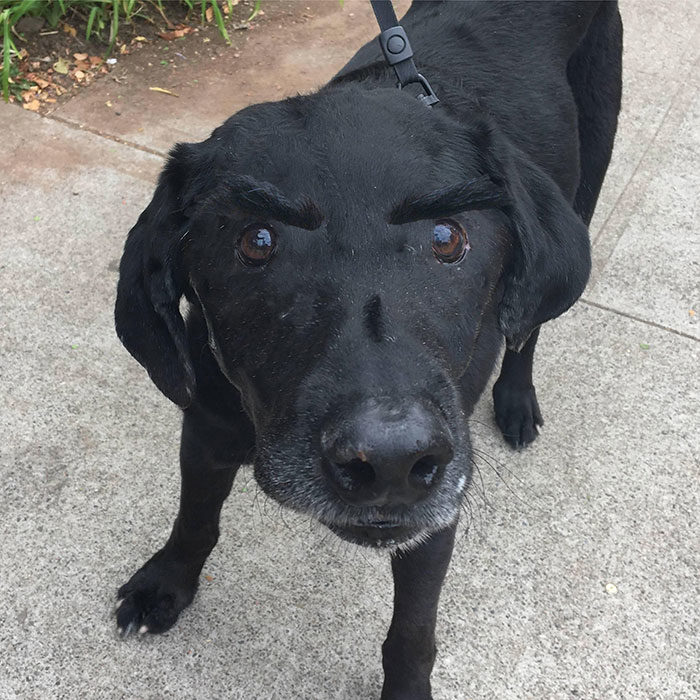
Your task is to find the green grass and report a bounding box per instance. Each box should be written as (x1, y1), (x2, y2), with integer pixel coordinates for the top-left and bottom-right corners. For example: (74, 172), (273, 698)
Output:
(0, 0), (242, 102)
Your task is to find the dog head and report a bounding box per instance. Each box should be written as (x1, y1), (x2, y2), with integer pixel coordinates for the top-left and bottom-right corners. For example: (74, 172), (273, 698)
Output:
(116, 87), (589, 547)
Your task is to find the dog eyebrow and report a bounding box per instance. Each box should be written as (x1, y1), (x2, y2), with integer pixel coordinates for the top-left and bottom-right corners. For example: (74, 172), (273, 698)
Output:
(389, 175), (506, 224)
(202, 174), (324, 230)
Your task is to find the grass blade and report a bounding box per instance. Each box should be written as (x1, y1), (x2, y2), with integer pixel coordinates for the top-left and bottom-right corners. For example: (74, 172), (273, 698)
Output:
(1, 9), (12, 102)
(247, 0), (261, 22)
(210, 0), (230, 44)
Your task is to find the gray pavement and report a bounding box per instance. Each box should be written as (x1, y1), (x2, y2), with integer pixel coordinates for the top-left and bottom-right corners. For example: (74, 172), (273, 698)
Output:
(1, 1), (698, 699)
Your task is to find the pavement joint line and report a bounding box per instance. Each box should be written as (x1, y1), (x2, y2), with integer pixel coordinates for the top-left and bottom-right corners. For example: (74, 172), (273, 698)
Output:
(43, 112), (168, 159)
(590, 68), (690, 249)
(590, 20), (699, 252)
(579, 298), (699, 342)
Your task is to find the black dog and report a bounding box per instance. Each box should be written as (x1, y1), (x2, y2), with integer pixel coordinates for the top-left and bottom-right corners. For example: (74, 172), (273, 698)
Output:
(114, 2), (622, 697)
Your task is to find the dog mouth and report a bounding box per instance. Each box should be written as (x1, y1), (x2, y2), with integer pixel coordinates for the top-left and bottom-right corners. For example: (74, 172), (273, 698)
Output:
(327, 520), (421, 548)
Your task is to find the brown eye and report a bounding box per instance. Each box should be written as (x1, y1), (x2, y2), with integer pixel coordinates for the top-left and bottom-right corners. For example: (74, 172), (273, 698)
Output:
(237, 224), (277, 266)
(432, 219), (469, 264)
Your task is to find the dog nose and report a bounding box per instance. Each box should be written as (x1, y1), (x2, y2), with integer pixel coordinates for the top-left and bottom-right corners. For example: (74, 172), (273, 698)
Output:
(321, 400), (453, 507)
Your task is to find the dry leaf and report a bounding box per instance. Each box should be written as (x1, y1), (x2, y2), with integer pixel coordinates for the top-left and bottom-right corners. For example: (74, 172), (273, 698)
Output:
(74, 70), (86, 81)
(133, 36), (147, 42)
(73, 52), (88, 61)
(158, 26), (193, 41)
(53, 57), (69, 74)
(23, 99), (41, 112)
(205, 6), (214, 22)
(149, 86), (179, 97)
(89, 55), (102, 66)
(120, 44), (130, 54)
(63, 23), (77, 38)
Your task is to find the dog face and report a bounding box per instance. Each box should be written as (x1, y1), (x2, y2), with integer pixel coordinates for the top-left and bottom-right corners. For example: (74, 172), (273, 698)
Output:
(116, 87), (590, 547)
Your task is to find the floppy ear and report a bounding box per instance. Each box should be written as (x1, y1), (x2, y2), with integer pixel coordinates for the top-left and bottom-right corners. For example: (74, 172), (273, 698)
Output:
(115, 143), (202, 407)
(488, 132), (591, 351)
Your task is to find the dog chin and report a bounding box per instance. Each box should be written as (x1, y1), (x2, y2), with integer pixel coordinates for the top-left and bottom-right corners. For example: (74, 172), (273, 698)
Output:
(328, 522), (418, 549)
(326, 520), (442, 551)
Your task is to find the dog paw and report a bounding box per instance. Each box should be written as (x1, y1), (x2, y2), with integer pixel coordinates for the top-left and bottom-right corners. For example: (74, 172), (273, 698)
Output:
(115, 554), (199, 637)
(492, 380), (543, 449)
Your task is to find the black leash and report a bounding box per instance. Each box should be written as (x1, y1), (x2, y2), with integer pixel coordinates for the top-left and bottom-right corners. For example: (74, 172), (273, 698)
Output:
(370, 0), (438, 107)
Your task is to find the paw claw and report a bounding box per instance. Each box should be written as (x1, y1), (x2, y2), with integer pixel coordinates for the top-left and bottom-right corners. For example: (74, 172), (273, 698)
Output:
(493, 381), (543, 449)
(115, 555), (199, 637)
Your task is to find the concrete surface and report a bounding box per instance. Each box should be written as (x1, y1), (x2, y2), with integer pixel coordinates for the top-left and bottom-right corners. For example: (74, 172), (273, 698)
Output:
(1, 1), (698, 699)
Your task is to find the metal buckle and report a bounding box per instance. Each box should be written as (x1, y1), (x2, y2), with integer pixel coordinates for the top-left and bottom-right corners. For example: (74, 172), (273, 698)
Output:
(398, 73), (439, 107)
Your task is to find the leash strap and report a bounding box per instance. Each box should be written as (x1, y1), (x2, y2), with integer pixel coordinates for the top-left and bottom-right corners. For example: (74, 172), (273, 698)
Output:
(370, 0), (439, 107)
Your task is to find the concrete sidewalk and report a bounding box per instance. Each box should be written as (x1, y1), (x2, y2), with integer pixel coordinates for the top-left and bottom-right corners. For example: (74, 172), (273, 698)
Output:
(0, 1), (698, 699)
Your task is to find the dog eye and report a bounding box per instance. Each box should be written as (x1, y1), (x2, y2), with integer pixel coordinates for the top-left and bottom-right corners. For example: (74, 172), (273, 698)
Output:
(432, 219), (469, 264)
(237, 224), (277, 266)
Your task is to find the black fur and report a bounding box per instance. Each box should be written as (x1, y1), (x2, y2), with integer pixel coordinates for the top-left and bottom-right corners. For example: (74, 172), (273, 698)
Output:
(113, 2), (622, 697)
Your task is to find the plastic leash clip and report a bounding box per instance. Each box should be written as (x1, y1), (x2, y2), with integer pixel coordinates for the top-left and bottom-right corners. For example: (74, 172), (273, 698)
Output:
(377, 25), (439, 107)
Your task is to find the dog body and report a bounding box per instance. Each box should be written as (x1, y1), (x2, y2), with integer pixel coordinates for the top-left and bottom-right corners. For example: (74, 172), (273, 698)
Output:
(114, 2), (622, 697)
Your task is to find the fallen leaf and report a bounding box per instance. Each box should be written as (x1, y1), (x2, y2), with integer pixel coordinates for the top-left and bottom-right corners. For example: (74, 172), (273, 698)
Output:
(63, 23), (77, 38)
(74, 70), (86, 81)
(34, 78), (50, 89)
(205, 6), (213, 22)
(45, 98), (57, 103)
(120, 44), (130, 54)
(75, 60), (91, 71)
(158, 26), (193, 41)
(53, 57), (70, 74)
(73, 52), (88, 61)
(133, 36), (147, 42)
(149, 86), (179, 97)
(204, 575), (214, 582)
(89, 55), (102, 66)
(23, 99), (41, 112)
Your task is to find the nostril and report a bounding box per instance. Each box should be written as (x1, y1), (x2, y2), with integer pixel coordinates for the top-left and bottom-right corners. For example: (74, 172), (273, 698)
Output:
(409, 456), (442, 489)
(331, 458), (376, 492)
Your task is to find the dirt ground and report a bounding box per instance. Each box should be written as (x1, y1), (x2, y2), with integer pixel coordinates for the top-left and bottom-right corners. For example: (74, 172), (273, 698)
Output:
(8, 0), (333, 114)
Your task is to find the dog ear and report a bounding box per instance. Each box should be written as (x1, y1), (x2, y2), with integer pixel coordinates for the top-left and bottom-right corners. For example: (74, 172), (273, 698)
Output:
(487, 131), (591, 351)
(115, 143), (202, 407)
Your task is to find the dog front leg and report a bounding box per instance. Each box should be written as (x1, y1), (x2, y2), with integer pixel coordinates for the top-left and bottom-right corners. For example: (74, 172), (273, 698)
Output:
(115, 405), (253, 636)
(381, 521), (457, 700)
